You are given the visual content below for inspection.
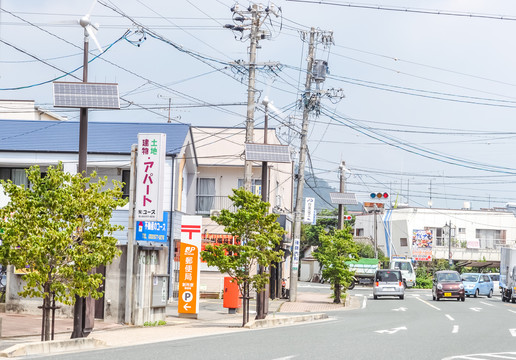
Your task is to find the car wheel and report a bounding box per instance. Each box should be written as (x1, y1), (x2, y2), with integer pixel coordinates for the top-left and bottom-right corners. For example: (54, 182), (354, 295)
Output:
(403, 281), (407, 289)
(474, 288), (479, 298)
(432, 294), (436, 301)
(512, 298), (516, 304)
(373, 295), (378, 300)
(399, 295), (404, 300)
(488, 289), (493, 298)
(456, 297), (460, 301)
(436, 296), (440, 301)
(466, 295), (470, 297)
(461, 297), (465, 302)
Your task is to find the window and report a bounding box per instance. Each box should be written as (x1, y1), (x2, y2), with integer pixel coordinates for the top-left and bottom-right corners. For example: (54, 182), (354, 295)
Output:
(0, 167), (29, 187)
(122, 170), (130, 199)
(196, 178), (215, 214)
(400, 238), (408, 247)
(458, 228), (466, 234)
(355, 228), (364, 236)
(237, 178), (262, 196)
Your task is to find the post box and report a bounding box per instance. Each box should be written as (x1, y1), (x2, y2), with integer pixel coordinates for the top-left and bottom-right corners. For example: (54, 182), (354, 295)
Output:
(223, 277), (241, 313)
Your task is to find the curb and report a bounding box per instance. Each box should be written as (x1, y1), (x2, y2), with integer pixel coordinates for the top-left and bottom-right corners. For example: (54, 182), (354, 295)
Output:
(0, 338), (106, 358)
(244, 313), (329, 329)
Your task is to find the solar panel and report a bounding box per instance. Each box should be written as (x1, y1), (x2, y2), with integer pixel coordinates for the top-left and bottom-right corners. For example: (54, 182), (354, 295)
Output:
(245, 143), (291, 163)
(329, 192), (358, 205)
(53, 82), (120, 109)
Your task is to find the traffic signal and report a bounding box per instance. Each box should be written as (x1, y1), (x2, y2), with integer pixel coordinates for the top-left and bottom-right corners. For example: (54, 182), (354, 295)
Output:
(370, 192), (389, 199)
(343, 215), (352, 221)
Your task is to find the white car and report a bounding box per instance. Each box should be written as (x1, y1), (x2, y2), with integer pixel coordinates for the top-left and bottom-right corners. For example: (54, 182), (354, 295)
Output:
(488, 273), (500, 293)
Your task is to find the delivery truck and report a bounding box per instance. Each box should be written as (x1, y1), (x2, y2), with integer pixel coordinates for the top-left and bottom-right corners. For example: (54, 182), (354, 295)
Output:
(500, 247), (516, 303)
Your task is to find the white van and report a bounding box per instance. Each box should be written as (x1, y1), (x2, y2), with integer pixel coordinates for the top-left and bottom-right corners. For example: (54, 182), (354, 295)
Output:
(390, 259), (416, 288)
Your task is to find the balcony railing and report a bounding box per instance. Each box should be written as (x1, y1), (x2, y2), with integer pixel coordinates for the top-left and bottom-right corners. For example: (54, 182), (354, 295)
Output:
(434, 238), (507, 250)
(195, 195), (237, 215)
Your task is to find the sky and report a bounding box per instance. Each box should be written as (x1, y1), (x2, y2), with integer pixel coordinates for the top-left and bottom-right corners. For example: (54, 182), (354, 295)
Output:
(2, 0), (516, 211)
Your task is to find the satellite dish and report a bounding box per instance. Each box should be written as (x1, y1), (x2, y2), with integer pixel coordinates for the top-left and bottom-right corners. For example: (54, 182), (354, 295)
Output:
(79, 0), (103, 53)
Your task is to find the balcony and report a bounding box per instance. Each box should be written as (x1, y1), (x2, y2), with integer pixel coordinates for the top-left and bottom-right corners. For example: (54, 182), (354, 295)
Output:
(434, 238), (507, 250)
(195, 195), (237, 216)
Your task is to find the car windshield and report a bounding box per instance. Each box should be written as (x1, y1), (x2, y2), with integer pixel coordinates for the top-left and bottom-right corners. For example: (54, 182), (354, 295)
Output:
(394, 262), (412, 272)
(490, 274), (500, 281)
(437, 272), (461, 282)
(376, 271), (400, 282)
(461, 274), (479, 282)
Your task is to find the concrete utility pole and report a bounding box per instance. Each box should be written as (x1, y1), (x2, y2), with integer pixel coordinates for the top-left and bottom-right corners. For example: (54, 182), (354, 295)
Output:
(338, 161), (346, 230)
(374, 205), (378, 259)
(243, 4), (259, 192)
(125, 145), (137, 325)
(290, 27), (316, 302)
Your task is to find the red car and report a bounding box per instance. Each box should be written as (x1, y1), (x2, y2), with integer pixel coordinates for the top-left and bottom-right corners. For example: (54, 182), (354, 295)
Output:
(432, 270), (465, 301)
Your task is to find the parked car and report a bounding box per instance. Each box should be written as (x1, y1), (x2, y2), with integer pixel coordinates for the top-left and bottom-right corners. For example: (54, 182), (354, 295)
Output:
(373, 269), (404, 300)
(432, 270), (465, 301)
(461, 273), (494, 298)
(488, 273), (500, 293)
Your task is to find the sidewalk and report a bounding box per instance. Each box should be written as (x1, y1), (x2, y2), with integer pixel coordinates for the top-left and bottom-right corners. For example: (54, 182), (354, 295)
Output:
(0, 291), (361, 357)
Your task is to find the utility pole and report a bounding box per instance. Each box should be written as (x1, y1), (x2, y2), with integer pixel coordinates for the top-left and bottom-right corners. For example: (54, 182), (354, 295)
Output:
(374, 205), (378, 259)
(448, 221), (453, 268)
(290, 28), (316, 302)
(337, 161), (346, 230)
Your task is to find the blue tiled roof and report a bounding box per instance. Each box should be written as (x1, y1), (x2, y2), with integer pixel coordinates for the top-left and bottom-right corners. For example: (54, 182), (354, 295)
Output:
(0, 120), (190, 155)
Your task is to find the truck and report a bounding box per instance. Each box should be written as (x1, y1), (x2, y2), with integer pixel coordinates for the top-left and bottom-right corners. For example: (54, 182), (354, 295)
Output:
(346, 258), (379, 289)
(500, 247), (516, 303)
(389, 258), (416, 288)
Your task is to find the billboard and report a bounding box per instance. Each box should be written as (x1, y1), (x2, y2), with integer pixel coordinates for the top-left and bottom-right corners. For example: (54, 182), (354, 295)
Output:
(135, 133), (166, 222)
(412, 229), (433, 261)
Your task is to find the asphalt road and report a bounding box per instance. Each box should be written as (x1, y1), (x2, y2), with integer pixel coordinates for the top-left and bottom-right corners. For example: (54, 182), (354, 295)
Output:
(34, 285), (516, 360)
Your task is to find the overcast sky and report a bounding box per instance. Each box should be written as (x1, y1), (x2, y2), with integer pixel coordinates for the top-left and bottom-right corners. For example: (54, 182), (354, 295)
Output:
(2, 0), (516, 211)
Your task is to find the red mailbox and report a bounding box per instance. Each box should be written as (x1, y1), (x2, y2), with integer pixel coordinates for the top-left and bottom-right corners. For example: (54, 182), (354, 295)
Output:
(223, 277), (241, 313)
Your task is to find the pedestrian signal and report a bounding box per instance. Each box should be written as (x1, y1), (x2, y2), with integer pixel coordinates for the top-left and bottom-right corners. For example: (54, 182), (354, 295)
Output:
(343, 215), (352, 221)
(370, 192), (389, 199)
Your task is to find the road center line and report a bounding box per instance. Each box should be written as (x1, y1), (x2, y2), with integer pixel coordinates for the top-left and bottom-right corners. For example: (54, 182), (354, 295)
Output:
(479, 301), (495, 307)
(446, 314), (455, 321)
(416, 296), (440, 311)
(452, 325), (459, 334)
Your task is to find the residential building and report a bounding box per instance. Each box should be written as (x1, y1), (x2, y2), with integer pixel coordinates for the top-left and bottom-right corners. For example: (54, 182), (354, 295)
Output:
(354, 206), (516, 266)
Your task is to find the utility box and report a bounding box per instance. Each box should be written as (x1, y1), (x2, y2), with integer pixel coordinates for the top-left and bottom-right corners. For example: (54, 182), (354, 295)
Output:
(151, 274), (168, 308)
(223, 277), (241, 314)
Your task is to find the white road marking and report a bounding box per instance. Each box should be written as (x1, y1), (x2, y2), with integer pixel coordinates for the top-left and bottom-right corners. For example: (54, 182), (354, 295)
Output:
(510, 329), (516, 337)
(445, 314), (455, 321)
(479, 301), (494, 307)
(272, 356), (296, 360)
(508, 309), (516, 314)
(361, 296), (367, 309)
(392, 307), (407, 312)
(416, 296), (440, 311)
(443, 352), (516, 360)
(452, 325), (459, 334)
(470, 307), (482, 312)
(375, 326), (407, 335)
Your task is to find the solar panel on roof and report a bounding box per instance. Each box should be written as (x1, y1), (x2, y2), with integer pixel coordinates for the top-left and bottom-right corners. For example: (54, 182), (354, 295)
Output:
(53, 82), (120, 109)
(245, 143), (291, 163)
(329, 192), (358, 205)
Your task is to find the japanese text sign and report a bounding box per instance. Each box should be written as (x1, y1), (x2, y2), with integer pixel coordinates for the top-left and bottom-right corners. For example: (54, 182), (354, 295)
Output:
(412, 229), (433, 261)
(178, 215), (202, 316)
(135, 133), (166, 221)
(135, 211), (169, 243)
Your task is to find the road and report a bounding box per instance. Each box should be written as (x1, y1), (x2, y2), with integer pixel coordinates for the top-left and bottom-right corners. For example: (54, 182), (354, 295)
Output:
(35, 285), (516, 360)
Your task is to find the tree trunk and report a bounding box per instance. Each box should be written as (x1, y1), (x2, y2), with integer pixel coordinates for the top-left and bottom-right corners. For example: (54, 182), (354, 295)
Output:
(41, 283), (51, 341)
(334, 280), (341, 304)
(242, 280), (248, 327)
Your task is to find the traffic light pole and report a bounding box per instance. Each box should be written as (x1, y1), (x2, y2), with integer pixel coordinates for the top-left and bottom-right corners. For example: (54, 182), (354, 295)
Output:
(290, 28), (316, 302)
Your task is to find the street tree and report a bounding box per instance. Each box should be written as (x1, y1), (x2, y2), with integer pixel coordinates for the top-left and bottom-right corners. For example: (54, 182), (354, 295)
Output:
(201, 188), (285, 326)
(313, 228), (358, 304)
(0, 163), (126, 341)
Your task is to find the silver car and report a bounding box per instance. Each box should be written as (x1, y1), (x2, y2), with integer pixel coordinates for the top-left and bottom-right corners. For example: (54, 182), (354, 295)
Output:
(373, 269), (405, 300)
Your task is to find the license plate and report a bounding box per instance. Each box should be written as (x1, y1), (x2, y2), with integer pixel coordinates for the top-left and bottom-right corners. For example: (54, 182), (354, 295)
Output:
(383, 287), (395, 291)
(444, 292), (452, 297)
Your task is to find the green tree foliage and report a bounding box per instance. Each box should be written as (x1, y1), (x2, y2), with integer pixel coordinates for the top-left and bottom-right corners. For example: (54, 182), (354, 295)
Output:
(200, 188), (285, 325)
(301, 208), (343, 251)
(313, 228), (359, 304)
(0, 163), (126, 340)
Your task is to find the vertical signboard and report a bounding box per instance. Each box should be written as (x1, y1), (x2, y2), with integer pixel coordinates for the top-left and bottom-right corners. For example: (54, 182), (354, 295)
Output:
(178, 215), (202, 318)
(292, 238), (300, 271)
(303, 197), (315, 224)
(135, 133), (166, 222)
(412, 229), (433, 261)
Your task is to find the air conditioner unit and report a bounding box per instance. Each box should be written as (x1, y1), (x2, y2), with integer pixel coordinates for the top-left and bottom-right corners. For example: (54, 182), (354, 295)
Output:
(210, 209), (221, 217)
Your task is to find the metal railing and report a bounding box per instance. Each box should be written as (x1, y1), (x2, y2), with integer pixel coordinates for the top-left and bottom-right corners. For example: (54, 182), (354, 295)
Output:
(195, 195), (237, 215)
(434, 238), (507, 249)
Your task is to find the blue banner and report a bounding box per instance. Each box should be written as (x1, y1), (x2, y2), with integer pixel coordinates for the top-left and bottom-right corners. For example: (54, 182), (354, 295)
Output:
(135, 211), (169, 243)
